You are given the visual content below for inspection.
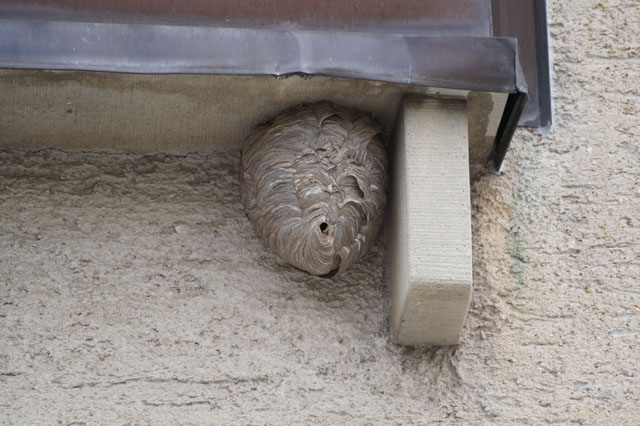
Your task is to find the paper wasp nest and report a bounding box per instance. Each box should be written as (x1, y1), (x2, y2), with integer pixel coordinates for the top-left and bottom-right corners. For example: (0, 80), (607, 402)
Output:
(240, 102), (387, 276)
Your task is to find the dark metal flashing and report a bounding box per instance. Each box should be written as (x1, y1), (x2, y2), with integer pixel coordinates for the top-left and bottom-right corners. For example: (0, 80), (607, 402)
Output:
(0, 0), (542, 171)
(489, 92), (528, 173)
(492, 0), (551, 127)
(533, 1), (552, 127)
(0, 19), (523, 94)
(0, 0), (493, 36)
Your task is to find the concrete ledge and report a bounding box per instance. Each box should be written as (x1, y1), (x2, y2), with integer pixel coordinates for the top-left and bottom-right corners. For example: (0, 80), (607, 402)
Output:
(389, 97), (472, 346)
(0, 69), (505, 170)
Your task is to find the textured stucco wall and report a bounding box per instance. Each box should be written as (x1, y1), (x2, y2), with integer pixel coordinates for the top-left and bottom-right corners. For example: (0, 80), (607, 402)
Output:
(1, 0), (638, 423)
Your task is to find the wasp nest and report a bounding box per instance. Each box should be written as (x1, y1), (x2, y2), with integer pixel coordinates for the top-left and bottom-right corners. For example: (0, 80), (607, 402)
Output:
(240, 101), (388, 276)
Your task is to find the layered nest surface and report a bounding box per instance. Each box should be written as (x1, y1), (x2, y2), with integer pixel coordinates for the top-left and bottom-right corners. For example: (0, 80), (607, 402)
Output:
(240, 101), (387, 276)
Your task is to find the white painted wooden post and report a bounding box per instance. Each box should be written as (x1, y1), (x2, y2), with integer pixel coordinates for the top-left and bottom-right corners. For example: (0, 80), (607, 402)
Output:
(389, 97), (472, 346)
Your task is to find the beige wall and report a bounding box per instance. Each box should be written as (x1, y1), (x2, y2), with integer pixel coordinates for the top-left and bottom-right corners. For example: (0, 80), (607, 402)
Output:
(0, 70), (505, 170)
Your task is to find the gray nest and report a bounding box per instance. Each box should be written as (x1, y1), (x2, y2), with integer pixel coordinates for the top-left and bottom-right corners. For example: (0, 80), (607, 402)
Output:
(241, 101), (387, 276)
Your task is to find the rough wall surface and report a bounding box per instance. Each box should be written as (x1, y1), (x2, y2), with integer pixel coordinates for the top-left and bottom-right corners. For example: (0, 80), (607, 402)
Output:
(1, 0), (638, 423)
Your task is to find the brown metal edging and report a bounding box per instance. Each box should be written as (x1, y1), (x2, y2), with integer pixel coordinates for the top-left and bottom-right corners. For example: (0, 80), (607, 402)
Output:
(489, 92), (528, 174)
(0, 19), (522, 94)
(492, 0), (551, 127)
(0, 13), (529, 171)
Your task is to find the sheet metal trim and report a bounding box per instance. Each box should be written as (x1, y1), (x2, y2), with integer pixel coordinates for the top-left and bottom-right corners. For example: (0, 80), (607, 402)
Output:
(1, 0), (493, 36)
(0, 17), (528, 171)
(492, 0), (551, 127)
(0, 19), (524, 95)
